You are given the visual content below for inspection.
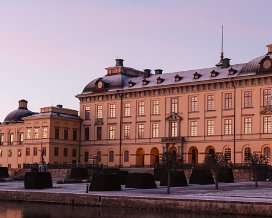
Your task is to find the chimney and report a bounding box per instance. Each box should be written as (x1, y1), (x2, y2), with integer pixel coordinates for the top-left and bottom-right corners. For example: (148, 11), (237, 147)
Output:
(222, 58), (230, 68)
(267, 44), (272, 54)
(18, 99), (28, 109)
(115, 59), (124, 67)
(56, 104), (63, 108)
(143, 69), (151, 78)
(155, 69), (163, 75)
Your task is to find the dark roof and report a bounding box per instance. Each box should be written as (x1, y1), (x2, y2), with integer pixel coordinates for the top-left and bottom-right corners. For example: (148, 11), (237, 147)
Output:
(26, 112), (81, 120)
(240, 54), (272, 75)
(4, 108), (36, 123)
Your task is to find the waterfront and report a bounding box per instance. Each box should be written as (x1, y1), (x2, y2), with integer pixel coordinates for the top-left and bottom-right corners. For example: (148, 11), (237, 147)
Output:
(0, 201), (258, 218)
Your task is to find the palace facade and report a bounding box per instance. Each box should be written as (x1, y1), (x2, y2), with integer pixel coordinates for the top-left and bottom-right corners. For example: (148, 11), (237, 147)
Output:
(76, 44), (272, 167)
(1, 43), (272, 169)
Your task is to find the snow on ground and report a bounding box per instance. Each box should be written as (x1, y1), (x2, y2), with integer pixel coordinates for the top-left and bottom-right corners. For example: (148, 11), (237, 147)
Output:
(1, 181), (272, 203)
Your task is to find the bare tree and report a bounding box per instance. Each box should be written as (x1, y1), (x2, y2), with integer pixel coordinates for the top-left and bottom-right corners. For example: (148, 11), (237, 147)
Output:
(246, 153), (268, 187)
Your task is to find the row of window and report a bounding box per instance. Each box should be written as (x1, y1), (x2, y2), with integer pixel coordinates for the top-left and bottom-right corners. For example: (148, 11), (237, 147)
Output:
(85, 89), (268, 119)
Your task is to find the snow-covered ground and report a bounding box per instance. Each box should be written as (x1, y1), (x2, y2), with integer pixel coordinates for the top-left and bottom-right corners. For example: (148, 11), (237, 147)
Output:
(1, 181), (272, 204)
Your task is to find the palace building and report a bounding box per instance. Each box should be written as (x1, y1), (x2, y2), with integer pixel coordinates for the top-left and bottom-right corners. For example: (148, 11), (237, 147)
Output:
(1, 43), (272, 169)
(76, 44), (272, 167)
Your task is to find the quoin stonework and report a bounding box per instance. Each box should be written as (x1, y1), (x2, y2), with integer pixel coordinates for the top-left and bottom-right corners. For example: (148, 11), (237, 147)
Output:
(1, 44), (272, 169)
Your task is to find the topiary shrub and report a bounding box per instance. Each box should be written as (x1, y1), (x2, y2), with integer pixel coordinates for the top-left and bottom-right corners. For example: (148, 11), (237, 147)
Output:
(125, 173), (157, 189)
(0, 167), (9, 178)
(24, 172), (52, 189)
(218, 168), (234, 183)
(189, 169), (214, 185)
(159, 170), (188, 187)
(89, 173), (121, 191)
(69, 168), (89, 180)
(116, 170), (128, 185)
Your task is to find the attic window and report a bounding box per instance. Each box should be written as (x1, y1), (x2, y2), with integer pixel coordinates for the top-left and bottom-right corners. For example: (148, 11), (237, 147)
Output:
(157, 77), (164, 84)
(174, 74), (182, 82)
(228, 68), (237, 75)
(142, 78), (149, 85)
(193, 72), (201, 79)
(128, 80), (135, 87)
(210, 70), (219, 77)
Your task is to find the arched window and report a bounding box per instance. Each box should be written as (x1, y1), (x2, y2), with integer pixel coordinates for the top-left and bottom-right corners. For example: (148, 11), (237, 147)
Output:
(263, 147), (271, 160)
(97, 151), (101, 162)
(244, 147), (251, 161)
(84, 151), (89, 163)
(109, 151), (114, 162)
(224, 147), (231, 161)
(124, 150), (129, 162)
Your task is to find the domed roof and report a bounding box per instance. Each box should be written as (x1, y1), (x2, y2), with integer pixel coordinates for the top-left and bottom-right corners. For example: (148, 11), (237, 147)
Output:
(4, 100), (35, 123)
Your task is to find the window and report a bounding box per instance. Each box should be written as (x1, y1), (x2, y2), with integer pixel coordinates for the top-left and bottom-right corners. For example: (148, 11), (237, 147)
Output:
(152, 100), (159, 115)
(207, 95), (215, 111)
(64, 129), (69, 140)
(33, 147), (38, 156)
(124, 150), (129, 162)
(190, 96), (198, 112)
(190, 121), (197, 136)
(26, 148), (30, 156)
(84, 127), (90, 140)
(85, 106), (90, 120)
(224, 147), (231, 161)
(0, 134), (3, 145)
(26, 129), (31, 139)
(72, 130), (77, 141)
(8, 149), (12, 157)
(7, 164), (11, 169)
(124, 125), (130, 139)
(207, 120), (215, 136)
(152, 123), (159, 138)
(109, 104), (116, 118)
(0, 149), (2, 157)
(244, 117), (252, 134)
(109, 151), (114, 162)
(8, 134), (14, 145)
(124, 103), (131, 117)
(19, 133), (23, 145)
(138, 101), (145, 116)
(171, 98), (178, 113)
(54, 147), (59, 156)
(244, 91), (252, 108)
(96, 127), (102, 140)
(84, 151), (89, 162)
(64, 148), (68, 157)
(42, 127), (48, 138)
(224, 119), (232, 135)
(42, 147), (47, 156)
(224, 93), (232, 110)
(264, 147), (271, 159)
(97, 105), (103, 118)
(263, 89), (272, 106)
(55, 128), (60, 139)
(18, 149), (22, 157)
(72, 149), (77, 158)
(138, 124), (144, 139)
(18, 164), (21, 169)
(171, 122), (178, 137)
(97, 151), (101, 162)
(34, 128), (39, 139)
(109, 126), (115, 140)
(244, 147), (251, 161)
(263, 116), (272, 133)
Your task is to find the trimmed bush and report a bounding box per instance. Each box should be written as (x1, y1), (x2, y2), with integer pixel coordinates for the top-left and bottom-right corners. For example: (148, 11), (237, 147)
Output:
(24, 172), (52, 189)
(158, 170), (187, 187)
(254, 166), (271, 181)
(116, 170), (128, 185)
(125, 173), (157, 189)
(218, 168), (234, 183)
(0, 167), (9, 178)
(69, 168), (89, 179)
(89, 173), (121, 191)
(102, 168), (120, 174)
(189, 169), (214, 185)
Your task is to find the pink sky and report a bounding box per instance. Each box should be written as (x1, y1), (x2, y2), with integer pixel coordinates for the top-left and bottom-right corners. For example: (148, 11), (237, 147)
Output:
(0, 0), (271, 121)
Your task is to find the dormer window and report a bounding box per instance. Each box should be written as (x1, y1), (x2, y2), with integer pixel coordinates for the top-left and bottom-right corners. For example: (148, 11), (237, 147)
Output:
(157, 77), (164, 84)
(228, 68), (237, 75)
(128, 80), (136, 87)
(174, 74), (182, 82)
(193, 72), (201, 79)
(210, 70), (219, 77)
(259, 56), (272, 72)
(142, 78), (149, 85)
